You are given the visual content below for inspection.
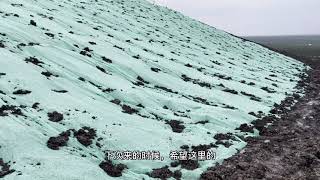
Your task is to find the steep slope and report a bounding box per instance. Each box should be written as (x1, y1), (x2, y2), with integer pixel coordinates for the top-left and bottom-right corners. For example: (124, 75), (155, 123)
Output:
(0, 0), (305, 179)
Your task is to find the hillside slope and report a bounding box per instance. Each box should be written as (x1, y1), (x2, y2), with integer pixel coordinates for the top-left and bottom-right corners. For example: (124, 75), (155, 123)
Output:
(0, 0), (305, 179)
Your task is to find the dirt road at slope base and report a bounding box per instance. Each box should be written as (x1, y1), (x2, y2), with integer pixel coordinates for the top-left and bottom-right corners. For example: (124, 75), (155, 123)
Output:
(201, 59), (320, 180)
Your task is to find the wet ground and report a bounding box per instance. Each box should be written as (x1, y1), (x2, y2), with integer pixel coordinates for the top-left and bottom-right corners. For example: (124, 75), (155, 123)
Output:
(200, 58), (320, 179)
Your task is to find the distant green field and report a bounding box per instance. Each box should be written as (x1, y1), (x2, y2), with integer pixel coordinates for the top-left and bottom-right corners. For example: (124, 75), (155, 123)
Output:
(245, 35), (320, 58)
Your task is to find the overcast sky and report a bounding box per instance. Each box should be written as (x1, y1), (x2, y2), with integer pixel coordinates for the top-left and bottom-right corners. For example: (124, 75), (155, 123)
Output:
(152, 0), (320, 36)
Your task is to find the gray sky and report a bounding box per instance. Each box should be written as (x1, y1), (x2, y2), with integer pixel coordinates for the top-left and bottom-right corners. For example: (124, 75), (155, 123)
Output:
(153, 0), (320, 36)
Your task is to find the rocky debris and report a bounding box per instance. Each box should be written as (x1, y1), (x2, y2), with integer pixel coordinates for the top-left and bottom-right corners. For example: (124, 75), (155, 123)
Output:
(47, 130), (71, 150)
(223, 88), (238, 95)
(47, 111), (64, 122)
(151, 67), (161, 72)
(195, 120), (209, 125)
(191, 144), (217, 152)
(0, 42), (4, 48)
(41, 71), (58, 78)
(121, 104), (139, 114)
(154, 85), (178, 94)
(236, 123), (254, 133)
(213, 133), (236, 148)
(99, 160), (127, 177)
(110, 99), (121, 105)
(13, 89), (31, 95)
(0, 158), (15, 178)
(165, 120), (185, 133)
(44, 32), (54, 38)
(80, 47), (93, 57)
(29, 20), (37, 26)
(0, 105), (23, 116)
(101, 56), (112, 63)
(96, 66), (107, 73)
(179, 159), (199, 170)
(240, 91), (262, 102)
(148, 166), (181, 180)
(24, 57), (44, 67)
(52, 90), (68, 93)
(261, 86), (276, 93)
(74, 127), (96, 147)
(32, 102), (40, 109)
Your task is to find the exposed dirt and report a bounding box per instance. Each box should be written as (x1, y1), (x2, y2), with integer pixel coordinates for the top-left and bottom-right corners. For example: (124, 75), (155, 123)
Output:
(47, 130), (72, 150)
(0, 105), (23, 116)
(0, 158), (15, 178)
(148, 166), (182, 180)
(99, 160), (127, 177)
(74, 127), (96, 147)
(200, 59), (320, 180)
(47, 111), (64, 122)
(165, 120), (185, 133)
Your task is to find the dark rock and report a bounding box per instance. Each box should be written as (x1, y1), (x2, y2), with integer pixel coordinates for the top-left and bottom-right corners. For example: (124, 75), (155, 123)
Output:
(179, 159), (199, 170)
(223, 88), (238, 94)
(121, 104), (139, 114)
(32, 102), (40, 109)
(0, 158), (15, 178)
(166, 120), (185, 133)
(29, 20), (37, 26)
(47, 111), (64, 122)
(96, 66), (107, 73)
(151, 67), (161, 72)
(101, 56), (112, 63)
(13, 89), (31, 95)
(41, 71), (58, 78)
(24, 57), (44, 67)
(0, 105), (23, 116)
(99, 160), (127, 177)
(44, 32), (54, 38)
(52, 90), (68, 93)
(148, 166), (173, 180)
(110, 99), (121, 105)
(74, 127), (96, 147)
(47, 130), (71, 150)
(236, 123), (254, 133)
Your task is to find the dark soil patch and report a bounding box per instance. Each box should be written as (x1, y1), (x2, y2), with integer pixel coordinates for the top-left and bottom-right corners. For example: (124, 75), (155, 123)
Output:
(101, 56), (112, 63)
(195, 120), (209, 125)
(110, 99), (121, 105)
(32, 102), (40, 109)
(0, 105), (23, 116)
(96, 66), (107, 73)
(148, 166), (173, 179)
(44, 32), (54, 38)
(47, 111), (64, 122)
(121, 104), (139, 114)
(99, 160), (127, 177)
(52, 90), (68, 93)
(74, 127), (96, 147)
(0, 158), (15, 178)
(165, 120), (185, 133)
(223, 88), (238, 95)
(29, 20), (37, 26)
(24, 57), (44, 67)
(179, 159), (199, 170)
(41, 71), (58, 78)
(13, 89), (31, 95)
(47, 130), (71, 150)
(261, 86), (276, 93)
(236, 123), (254, 133)
(151, 67), (161, 72)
